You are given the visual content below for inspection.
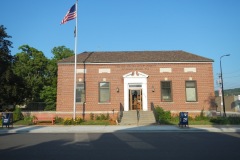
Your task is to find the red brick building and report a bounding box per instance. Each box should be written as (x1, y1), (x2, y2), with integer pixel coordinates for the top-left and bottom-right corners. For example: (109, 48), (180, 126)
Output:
(57, 51), (215, 118)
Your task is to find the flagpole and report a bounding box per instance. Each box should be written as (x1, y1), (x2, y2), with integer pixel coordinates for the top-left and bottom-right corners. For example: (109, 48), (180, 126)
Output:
(73, 0), (78, 120)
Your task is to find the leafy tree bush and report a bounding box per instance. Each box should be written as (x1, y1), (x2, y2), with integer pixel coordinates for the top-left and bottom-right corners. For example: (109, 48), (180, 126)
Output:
(95, 113), (110, 120)
(12, 45), (74, 111)
(194, 110), (210, 121)
(155, 106), (171, 124)
(228, 117), (240, 124)
(210, 117), (229, 124)
(24, 115), (34, 122)
(0, 25), (25, 106)
(63, 117), (84, 125)
(210, 116), (240, 125)
(13, 107), (23, 121)
(54, 116), (64, 124)
(41, 46), (74, 111)
(90, 113), (94, 120)
(14, 45), (49, 103)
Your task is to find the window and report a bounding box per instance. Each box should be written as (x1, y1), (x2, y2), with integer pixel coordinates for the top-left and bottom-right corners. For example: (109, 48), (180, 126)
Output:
(99, 82), (110, 103)
(76, 83), (85, 103)
(161, 81), (172, 101)
(185, 81), (197, 102)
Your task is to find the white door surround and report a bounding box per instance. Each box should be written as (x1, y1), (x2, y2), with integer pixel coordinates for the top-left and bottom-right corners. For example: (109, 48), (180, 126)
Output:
(123, 71), (148, 111)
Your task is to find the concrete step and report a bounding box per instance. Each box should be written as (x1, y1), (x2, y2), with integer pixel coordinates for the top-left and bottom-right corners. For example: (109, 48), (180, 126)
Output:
(119, 111), (156, 125)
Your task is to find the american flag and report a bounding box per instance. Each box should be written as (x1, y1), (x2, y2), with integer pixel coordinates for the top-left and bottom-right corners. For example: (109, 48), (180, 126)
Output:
(61, 4), (76, 24)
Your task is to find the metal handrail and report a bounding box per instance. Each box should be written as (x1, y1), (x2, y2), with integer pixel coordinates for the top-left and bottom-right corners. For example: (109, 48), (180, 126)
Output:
(151, 102), (158, 123)
(137, 109), (140, 125)
(117, 103), (124, 123)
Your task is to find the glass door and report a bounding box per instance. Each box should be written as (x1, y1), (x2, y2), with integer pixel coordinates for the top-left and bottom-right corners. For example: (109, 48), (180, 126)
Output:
(129, 89), (142, 110)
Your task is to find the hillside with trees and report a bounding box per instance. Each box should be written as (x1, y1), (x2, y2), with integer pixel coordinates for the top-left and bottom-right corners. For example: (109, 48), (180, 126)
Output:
(215, 88), (240, 97)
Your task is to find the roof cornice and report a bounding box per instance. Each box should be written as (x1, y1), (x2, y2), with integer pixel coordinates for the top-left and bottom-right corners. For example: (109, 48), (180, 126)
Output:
(58, 61), (213, 65)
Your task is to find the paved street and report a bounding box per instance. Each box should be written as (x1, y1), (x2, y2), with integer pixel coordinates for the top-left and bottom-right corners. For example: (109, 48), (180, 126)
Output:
(1, 125), (240, 133)
(1, 130), (240, 160)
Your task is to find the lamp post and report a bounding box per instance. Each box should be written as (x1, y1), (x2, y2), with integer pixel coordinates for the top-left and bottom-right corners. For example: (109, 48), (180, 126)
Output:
(220, 54), (230, 117)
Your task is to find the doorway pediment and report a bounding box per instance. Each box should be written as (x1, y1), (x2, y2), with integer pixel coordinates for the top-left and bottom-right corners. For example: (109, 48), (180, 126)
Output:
(123, 71), (149, 78)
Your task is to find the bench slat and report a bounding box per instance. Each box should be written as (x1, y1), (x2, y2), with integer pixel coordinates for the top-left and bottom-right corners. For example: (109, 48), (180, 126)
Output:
(33, 115), (55, 125)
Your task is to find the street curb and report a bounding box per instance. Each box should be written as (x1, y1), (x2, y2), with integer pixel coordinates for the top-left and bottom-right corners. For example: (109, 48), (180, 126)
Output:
(1, 125), (240, 134)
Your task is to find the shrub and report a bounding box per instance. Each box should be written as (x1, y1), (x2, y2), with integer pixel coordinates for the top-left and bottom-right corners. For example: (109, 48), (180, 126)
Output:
(195, 110), (210, 121)
(106, 113), (110, 120)
(210, 116), (240, 125)
(95, 113), (110, 120)
(75, 117), (84, 124)
(95, 115), (100, 120)
(155, 106), (171, 124)
(90, 113), (94, 120)
(100, 114), (106, 120)
(228, 116), (240, 124)
(63, 118), (73, 125)
(210, 117), (229, 124)
(13, 107), (24, 121)
(55, 116), (64, 124)
(24, 115), (35, 122)
(63, 117), (84, 125)
(23, 115), (35, 125)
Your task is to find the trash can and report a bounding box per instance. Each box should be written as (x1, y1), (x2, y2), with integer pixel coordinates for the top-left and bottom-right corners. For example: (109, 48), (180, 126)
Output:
(178, 112), (188, 127)
(2, 112), (13, 128)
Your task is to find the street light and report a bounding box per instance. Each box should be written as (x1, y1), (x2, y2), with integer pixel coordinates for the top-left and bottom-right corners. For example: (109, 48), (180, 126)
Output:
(220, 54), (230, 117)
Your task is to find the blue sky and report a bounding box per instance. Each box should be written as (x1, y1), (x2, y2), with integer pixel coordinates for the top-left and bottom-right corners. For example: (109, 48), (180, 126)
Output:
(1, 0), (240, 90)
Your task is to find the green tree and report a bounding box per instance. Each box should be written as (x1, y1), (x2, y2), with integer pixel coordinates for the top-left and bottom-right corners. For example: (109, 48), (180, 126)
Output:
(0, 25), (25, 108)
(13, 45), (48, 103)
(51, 45), (74, 61)
(40, 46), (74, 110)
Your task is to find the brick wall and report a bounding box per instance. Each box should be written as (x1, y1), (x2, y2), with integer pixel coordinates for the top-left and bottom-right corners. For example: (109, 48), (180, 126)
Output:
(57, 62), (214, 118)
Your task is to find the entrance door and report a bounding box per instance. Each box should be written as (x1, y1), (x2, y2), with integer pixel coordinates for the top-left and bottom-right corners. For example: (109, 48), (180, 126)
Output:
(129, 89), (142, 110)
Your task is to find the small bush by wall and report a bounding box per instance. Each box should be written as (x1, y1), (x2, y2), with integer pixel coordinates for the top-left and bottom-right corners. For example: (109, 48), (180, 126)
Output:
(210, 116), (240, 124)
(63, 117), (84, 125)
(155, 106), (172, 124)
(13, 107), (24, 121)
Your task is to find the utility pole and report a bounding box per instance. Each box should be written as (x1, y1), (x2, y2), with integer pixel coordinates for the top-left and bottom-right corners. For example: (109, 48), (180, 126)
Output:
(220, 54), (230, 117)
(217, 74), (223, 116)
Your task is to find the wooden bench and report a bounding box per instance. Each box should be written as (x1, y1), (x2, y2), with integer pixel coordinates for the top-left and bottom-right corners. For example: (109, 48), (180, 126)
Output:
(33, 114), (55, 125)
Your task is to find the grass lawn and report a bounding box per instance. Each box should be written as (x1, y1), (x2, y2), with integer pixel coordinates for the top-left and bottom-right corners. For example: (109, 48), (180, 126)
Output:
(160, 119), (213, 125)
(166, 116), (240, 125)
(13, 120), (34, 125)
(9, 119), (232, 126)
(188, 120), (213, 125)
(8, 119), (113, 126)
(81, 120), (112, 125)
(2, 115), (240, 126)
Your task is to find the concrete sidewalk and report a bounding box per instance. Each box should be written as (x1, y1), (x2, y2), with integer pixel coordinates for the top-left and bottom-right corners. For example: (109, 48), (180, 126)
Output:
(1, 125), (240, 134)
